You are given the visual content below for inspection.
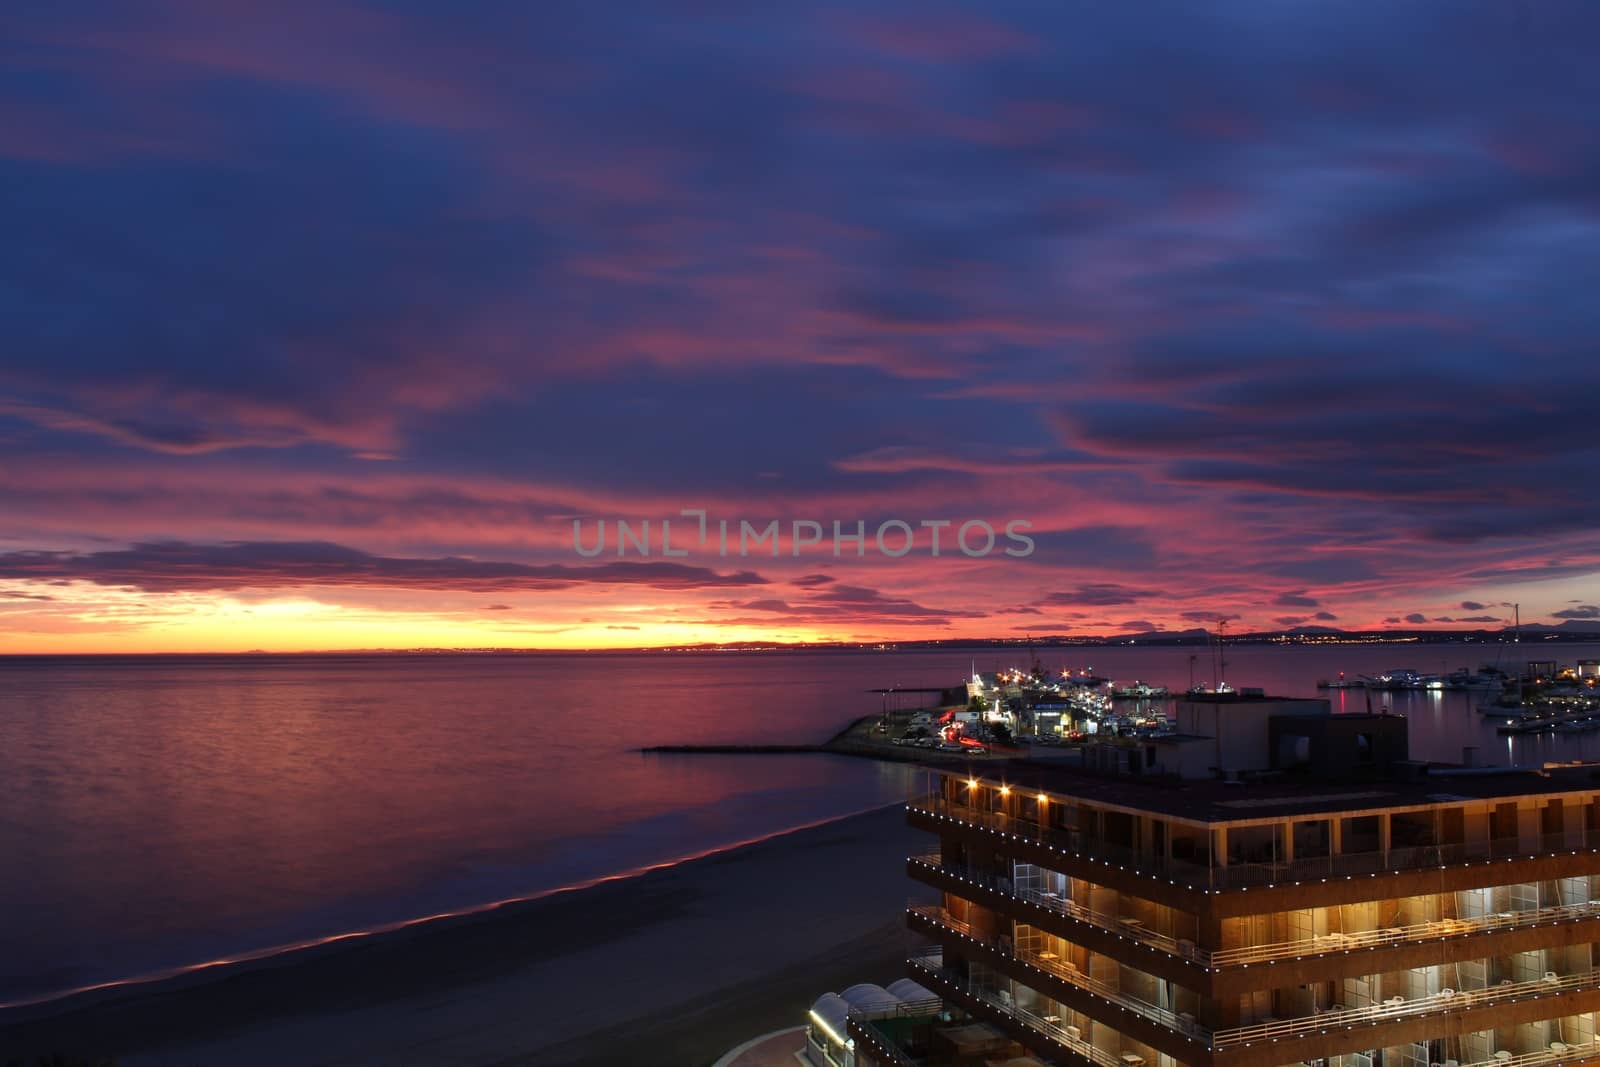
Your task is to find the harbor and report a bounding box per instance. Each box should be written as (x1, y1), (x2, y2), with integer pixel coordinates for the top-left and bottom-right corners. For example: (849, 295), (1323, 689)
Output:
(644, 651), (1600, 763)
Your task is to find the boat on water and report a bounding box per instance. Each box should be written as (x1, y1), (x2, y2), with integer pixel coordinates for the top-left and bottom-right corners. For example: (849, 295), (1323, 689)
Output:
(1442, 669), (1505, 691)
(1315, 676), (1366, 689)
(1498, 718), (1556, 735)
(1367, 669), (1428, 690)
(1554, 719), (1600, 734)
(1112, 681), (1169, 699)
(1498, 710), (1600, 735)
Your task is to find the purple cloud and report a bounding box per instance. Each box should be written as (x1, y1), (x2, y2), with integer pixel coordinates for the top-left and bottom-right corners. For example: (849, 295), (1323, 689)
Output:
(0, 541), (769, 593)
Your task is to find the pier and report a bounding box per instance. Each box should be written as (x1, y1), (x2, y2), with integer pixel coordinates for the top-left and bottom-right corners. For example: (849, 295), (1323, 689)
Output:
(641, 712), (1017, 766)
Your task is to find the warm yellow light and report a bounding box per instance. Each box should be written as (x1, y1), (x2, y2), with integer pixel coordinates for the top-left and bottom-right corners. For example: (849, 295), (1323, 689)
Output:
(966, 778), (978, 789)
(1037, 793), (1048, 804)
(1000, 785), (1010, 796)
(808, 1009), (848, 1047)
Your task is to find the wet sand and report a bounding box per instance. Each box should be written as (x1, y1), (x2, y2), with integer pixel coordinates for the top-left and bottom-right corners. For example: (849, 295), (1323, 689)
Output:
(0, 805), (928, 1066)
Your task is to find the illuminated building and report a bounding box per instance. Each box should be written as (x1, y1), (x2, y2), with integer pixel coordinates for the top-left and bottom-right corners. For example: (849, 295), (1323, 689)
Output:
(850, 698), (1600, 1067)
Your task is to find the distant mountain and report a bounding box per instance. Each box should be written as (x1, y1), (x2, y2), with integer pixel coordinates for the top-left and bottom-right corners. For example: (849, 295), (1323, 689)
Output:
(1507, 620), (1600, 635)
(1121, 627), (1214, 642)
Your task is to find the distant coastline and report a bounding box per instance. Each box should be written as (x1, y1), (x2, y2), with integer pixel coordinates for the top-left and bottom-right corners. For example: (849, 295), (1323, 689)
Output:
(2, 623), (1599, 659)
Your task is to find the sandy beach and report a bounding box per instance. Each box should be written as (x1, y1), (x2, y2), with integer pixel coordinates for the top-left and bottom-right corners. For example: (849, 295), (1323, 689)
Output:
(0, 804), (928, 1067)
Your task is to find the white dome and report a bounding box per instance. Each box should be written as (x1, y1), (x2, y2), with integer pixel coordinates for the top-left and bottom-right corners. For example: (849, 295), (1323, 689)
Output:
(886, 978), (935, 1003)
(810, 992), (850, 1031)
(839, 983), (900, 1013)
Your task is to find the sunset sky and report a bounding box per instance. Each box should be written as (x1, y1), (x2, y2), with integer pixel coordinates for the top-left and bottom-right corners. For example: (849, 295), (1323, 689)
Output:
(3, 1), (1599, 652)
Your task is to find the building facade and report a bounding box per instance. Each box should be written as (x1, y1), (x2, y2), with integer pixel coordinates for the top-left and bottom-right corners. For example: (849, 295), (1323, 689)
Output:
(850, 762), (1600, 1067)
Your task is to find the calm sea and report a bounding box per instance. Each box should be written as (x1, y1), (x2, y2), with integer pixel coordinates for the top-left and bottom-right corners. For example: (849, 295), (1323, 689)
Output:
(2, 642), (1597, 1006)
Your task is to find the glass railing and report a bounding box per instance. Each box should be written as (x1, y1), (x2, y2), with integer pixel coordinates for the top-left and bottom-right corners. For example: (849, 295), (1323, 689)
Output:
(908, 905), (1600, 1053)
(910, 905), (1207, 1039)
(1458, 1041), (1600, 1067)
(906, 949), (1136, 1067)
(912, 852), (1600, 969)
(845, 996), (946, 1067)
(908, 853), (1192, 961)
(1210, 900), (1600, 965)
(909, 795), (1597, 890)
(1214, 971), (1600, 1049)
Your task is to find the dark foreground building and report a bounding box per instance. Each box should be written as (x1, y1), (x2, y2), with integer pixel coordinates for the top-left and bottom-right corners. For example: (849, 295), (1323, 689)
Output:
(848, 696), (1600, 1067)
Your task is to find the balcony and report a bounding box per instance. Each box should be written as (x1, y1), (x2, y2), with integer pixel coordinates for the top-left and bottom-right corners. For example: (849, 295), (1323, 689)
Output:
(908, 796), (1209, 888)
(912, 853), (1600, 970)
(1213, 970), (1600, 1050)
(1456, 1042), (1600, 1067)
(910, 905), (1209, 1040)
(909, 903), (1600, 1054)
(1209, 900), (1600, 966)
(910, 795), (1600, 892)
(909, 853), (1197, 963)
(906, 948), (1137, 1067)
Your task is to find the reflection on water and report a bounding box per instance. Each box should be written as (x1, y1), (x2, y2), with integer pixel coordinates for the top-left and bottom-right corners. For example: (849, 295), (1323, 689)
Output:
(1, 642), (1595, 1004)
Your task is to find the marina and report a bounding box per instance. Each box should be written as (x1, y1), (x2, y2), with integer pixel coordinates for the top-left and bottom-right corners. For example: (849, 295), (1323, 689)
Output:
(651, 652), (1600, 766)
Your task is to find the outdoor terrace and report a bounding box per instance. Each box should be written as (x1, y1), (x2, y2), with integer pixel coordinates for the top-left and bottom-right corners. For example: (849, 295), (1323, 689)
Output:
(909, 852), (1600, 967)
(910, 905), (1600, 1052)
(905, 949), (1162, 1067)
(846, 993), (1064, 1067)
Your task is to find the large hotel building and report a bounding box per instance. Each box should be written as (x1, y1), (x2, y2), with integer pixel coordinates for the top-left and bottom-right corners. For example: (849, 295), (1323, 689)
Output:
(840, 694), (1600, 1067)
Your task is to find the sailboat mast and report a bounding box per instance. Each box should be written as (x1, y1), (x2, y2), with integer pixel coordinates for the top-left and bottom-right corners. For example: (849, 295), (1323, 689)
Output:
(1210, 624), (1219, 690)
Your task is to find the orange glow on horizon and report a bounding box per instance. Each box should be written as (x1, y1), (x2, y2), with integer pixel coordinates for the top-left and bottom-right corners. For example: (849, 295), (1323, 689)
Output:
(1, 571), (1595, 655)
(0, 585), (868, 654)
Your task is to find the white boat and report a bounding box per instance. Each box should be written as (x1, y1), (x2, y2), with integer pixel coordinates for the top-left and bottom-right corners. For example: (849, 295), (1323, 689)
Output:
(1368, 669), (1424, 690)
(1442, 670), (1505, 691)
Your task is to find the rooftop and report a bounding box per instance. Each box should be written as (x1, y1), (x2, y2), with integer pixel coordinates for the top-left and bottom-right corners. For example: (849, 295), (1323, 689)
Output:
(932, 757), (1600, 824)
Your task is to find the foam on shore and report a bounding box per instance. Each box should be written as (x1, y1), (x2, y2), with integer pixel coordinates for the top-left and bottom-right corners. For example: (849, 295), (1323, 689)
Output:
(0, 804), (927, 1067)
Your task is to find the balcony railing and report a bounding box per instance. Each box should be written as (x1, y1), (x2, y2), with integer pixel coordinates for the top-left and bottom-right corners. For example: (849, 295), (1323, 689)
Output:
(845, 994), (948, 1067)
(907, 949), (1131, 1067)
(1210, 900), (1600, 966)
(910, 905), (1209, 1039)
(910, 852), (1194, 962)
(847, 1001), (945, 1022)
(910, 795), (1600, 891)
(1214, 970), (1600, 1049)
(908, 905), (1600, 1053)
(1458, 1040), (1600, 1067)
(847, 1023), (923, 1067)
(913, 852), (1600, 969)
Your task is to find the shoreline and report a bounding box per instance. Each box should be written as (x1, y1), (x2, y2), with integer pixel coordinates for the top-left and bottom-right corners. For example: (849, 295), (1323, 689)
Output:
(0, 804), (928, 1066)
(0, 796), (907, 1020)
